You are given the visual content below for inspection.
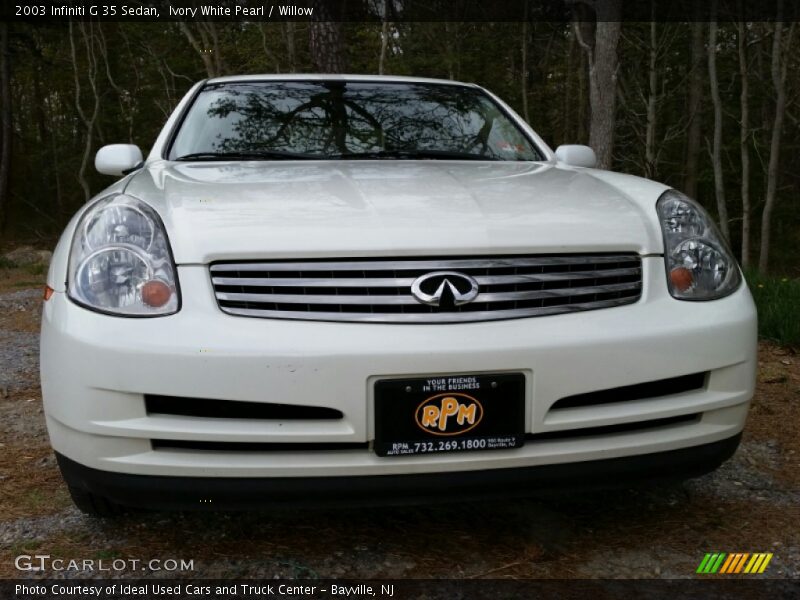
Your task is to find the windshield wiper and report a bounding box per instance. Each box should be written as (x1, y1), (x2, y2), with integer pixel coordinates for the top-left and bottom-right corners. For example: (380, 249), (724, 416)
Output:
(175, 151), (317, 161)
(330, 149), (503, 161)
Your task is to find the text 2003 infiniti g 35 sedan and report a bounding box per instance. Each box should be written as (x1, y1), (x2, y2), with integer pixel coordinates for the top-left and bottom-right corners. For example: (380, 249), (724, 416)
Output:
(41, 75), (756, 515)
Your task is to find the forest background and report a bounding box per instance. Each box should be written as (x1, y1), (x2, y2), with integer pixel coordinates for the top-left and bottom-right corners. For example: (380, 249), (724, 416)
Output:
(0, 1), (798, 344)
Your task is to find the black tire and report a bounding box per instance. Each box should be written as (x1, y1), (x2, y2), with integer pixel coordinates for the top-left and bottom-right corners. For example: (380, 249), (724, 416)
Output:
(66, 485), (125, 517)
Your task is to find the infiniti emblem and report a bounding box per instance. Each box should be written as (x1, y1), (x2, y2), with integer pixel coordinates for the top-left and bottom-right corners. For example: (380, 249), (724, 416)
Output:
(411, 271), (480, 309)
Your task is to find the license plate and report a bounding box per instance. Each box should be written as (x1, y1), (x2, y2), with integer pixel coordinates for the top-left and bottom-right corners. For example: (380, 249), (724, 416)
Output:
(374, 373), (525, 457)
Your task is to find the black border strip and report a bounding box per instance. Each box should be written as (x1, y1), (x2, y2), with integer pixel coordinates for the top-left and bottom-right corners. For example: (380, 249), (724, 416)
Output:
(5, 1), (800, 23)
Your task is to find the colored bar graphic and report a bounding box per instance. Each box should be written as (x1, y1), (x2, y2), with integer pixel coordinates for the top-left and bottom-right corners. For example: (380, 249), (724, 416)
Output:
(719, 554), (736, 574)
(698, 552), (773, 575)
(758, 553), (773, 573)
(744, 554), (760, 574)
(697, 553), (713, 574)
(734, 553), (750, 573)
(698, 553), (727, 574)
(711, 553), (726, 573)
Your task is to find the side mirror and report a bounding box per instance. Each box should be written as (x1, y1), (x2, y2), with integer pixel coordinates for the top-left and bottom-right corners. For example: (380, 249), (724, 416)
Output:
(95, 144), (143, 176)
(555, 145), (597, 169)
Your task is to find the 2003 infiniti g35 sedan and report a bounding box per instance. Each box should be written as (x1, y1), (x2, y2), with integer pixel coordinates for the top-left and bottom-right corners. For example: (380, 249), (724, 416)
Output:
(41, 75), (756, 515)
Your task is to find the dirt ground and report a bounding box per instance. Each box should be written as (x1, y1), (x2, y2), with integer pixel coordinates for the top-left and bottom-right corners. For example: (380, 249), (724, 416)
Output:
(1, 266), (798, 580)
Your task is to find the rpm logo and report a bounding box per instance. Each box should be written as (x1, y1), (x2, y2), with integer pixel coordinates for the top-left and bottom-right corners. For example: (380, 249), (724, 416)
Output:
(415, 392), (483, 436)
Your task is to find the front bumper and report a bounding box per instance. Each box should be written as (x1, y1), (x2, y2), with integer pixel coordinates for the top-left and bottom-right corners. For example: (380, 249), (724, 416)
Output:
(41, 258), (757, 483)
(56, 434), (742, 509)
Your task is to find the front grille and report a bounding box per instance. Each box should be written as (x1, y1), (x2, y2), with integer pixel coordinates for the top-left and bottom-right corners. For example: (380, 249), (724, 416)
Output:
(145, 395), (343, 420)
(152, 440), (367, 452)
(549, 372), (707, 411)
(210, 253), (642, 323)
(527, 413), (701, 441)
(151, 414), (699, 453)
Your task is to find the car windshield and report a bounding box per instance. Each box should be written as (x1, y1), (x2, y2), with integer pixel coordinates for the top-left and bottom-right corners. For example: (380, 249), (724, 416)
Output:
(168, 81), (542, 162)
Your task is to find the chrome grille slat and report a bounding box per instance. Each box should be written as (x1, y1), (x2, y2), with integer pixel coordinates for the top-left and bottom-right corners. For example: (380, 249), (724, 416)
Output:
(216, 291), (419, 305)
(215, 297), (639, 323)
(215, 282), (642, 306)
(212, 276), (417, 288)
(209, 255), (638, 272)
(211, 267), (641, 288)
(210, 254), (643, 324)
(477, 282), (640, 303)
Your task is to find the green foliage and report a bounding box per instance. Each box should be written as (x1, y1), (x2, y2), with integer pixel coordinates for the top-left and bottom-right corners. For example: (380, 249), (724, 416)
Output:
(746, 271), (800, 347)
(25, 263), (47, 276)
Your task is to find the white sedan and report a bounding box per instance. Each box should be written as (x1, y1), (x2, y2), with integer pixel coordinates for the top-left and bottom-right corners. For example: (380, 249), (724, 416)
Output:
(41, 75), (756, 515)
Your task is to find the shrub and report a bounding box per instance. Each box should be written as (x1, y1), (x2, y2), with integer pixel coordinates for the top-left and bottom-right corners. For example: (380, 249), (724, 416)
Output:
(745, 271), (800, 348)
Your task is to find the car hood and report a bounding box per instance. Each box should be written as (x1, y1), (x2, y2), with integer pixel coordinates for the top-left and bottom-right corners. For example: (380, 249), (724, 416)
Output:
(124, 161), (668, 264)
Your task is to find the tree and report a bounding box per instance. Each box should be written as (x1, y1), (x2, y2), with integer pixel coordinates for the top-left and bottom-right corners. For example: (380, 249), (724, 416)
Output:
(684, 20), (704, 197)
(520, 6), (530, 122)
(0, 23), (10, 228)
(378, 0), (391, 75)
(759, 10), (796, 272)
(644, 18), (657, 179)
(178, 21), (227, 78)
(737, 20), (751, 268)
(572, 0), (622, 169)
(69, 21), (100, 203)
(707, 5), (730, 241)
(309, 1), (346, 73)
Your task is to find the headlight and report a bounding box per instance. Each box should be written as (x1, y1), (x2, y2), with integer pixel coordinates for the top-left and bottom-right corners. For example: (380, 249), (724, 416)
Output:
(68, 194), (179, 316)
(656, 190), (741, 300)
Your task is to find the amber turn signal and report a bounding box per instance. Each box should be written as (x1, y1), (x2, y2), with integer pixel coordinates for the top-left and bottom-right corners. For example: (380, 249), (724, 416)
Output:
(43, 285), (54, 301)
(669, 267), (694, 292)
(141, 280), (172, 307)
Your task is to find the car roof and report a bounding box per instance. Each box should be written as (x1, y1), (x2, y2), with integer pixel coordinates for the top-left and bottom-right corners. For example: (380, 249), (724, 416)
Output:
(204, 73), (479, 88)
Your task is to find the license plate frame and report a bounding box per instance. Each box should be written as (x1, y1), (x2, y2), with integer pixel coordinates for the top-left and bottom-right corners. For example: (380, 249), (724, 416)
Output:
(374, 373), (526, 457)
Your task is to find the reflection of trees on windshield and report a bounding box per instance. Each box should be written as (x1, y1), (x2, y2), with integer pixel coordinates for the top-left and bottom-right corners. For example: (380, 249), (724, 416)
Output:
(196, 83), (538, 160)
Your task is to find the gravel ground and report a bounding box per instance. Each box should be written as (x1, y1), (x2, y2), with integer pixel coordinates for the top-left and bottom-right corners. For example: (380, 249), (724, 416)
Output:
(1, 276), (799, 581)
(0, 289), (40, 396)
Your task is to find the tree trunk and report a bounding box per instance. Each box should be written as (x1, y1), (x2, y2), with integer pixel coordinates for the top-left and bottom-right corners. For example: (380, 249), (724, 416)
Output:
(520, 9), (530, 123)
(309, 1), (346, 73)
(589, 20), (621, 168)
(644, 18), (657, 179)
(70, 21), (100, 203)
(178, 23), (214, 77)
(573, 0), (622, 170)
(378, 20), (389, 74)
(259, 24), (281, 72)
(206, 21), (224, 76)
(737, 20), (751, 269)
(563, 28), (575, 143)
(444, 22), (455, 80)
(309, 21), (346, 72)
(684, 19), (704, 197)
(577, 31), (587, 143)
(707, 11), (730, 241)
(378, 0), (390, 75)
(178, 22), (218, 77)
(0, 22), (11, 229)
(759, 12), (795, 272)
(282, 23), (296, 72)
